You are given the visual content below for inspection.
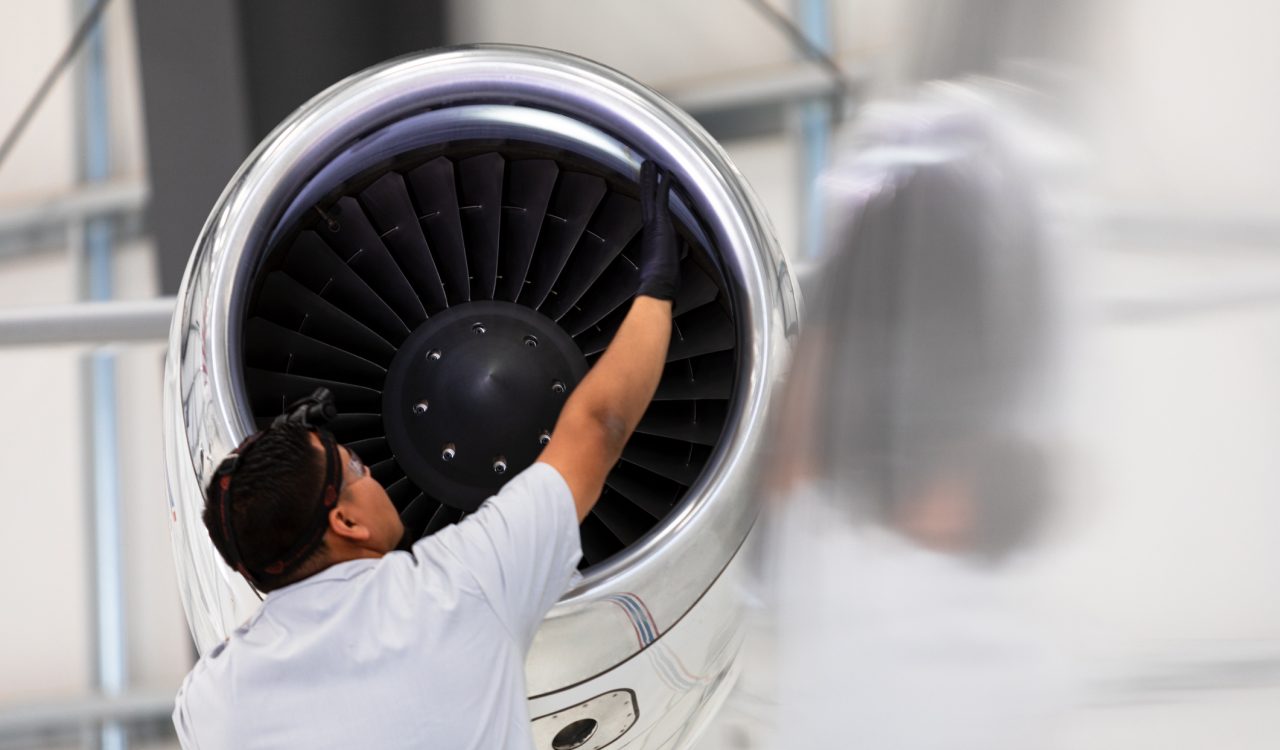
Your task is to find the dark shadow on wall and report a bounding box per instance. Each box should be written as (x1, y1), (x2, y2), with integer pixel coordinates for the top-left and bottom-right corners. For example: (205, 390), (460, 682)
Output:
(135, 0), (447, 294)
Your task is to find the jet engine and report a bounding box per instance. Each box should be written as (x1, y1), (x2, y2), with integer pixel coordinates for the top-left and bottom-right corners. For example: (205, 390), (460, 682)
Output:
(163, 45), (798, 749)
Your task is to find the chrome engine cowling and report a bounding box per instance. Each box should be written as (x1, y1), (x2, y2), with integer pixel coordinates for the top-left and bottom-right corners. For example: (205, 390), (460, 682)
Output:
(163, 45), (798, 747)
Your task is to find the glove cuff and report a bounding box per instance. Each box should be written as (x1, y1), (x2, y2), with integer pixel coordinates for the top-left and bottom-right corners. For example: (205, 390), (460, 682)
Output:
(636, 279), (679, 302)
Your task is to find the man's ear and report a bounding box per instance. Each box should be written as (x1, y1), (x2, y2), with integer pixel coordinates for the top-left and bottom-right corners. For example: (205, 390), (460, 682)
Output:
(329, 505), (372, 542)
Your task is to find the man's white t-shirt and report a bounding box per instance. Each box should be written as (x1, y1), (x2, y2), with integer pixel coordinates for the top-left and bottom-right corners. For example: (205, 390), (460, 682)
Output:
(173, 462), (581, 750)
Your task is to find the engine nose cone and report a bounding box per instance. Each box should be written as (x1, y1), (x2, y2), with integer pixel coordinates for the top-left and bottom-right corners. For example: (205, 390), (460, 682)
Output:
(382, 300), (588, 510)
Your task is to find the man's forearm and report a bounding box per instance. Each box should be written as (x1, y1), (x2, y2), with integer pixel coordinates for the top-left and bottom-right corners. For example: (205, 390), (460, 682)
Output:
(565, 295), (672, 453)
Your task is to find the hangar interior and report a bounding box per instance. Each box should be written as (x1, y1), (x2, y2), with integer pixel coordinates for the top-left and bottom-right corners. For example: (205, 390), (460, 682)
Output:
(2, 1), (1280, 749)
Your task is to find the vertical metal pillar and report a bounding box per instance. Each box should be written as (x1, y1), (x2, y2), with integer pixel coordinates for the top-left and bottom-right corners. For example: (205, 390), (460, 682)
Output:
(75, 1), (127, 748)
(794, 0), (834, 261)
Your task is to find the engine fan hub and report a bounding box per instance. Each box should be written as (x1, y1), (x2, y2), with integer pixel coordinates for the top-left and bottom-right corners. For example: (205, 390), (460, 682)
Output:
(382, 300), (588, 511)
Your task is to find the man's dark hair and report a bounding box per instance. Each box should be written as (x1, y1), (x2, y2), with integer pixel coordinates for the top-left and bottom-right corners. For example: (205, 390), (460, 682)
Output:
(203, 422), (328, 592)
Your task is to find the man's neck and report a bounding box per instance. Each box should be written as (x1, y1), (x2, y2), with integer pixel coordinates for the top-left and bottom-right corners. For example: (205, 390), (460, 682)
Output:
(288, 544), (384, 584)
(325, 546), (386, 565)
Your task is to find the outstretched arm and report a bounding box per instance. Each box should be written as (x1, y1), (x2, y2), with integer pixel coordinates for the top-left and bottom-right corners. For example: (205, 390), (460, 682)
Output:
(538, 162), (681, 521)
(538, 296), (671, 521)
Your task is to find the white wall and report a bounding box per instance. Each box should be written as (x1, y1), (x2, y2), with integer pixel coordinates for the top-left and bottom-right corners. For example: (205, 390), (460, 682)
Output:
(0, 1), (77, 201)
(1079, 0), (1280, 221)
(0, 241), (188, 704)
(0, 0), (189, 722)
(0, 251), (92, 703)
(450, 1), (797, 90)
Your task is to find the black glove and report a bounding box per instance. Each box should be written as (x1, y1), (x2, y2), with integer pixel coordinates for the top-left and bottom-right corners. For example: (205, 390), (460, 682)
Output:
(636, 160), (681, 301)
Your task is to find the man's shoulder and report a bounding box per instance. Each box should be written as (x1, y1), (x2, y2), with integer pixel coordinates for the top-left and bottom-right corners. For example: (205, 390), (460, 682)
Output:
(412, 463), (572, 544)
(174, 610), (268, 697)
(174, 638), (242, 747)
(175, 639), (230, 711)
(183, 630), (237, 675)
(485, 461), (574, 515)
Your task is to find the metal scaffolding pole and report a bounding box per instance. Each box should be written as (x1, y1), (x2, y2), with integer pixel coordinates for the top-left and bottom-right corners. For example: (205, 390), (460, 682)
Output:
(74, 2), (127, 749)
(794, 0), (834, 261)
(0, 298), (174, 347)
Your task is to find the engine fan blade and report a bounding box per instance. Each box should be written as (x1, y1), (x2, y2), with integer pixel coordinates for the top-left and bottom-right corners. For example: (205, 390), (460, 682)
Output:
(590, 489), (652, 547)
(672, 255), (721, 316)
(565, 252), (725, 347)
(345, 436), (392, 465)
(406, 157), (470, 304)
(635, 400), (727, 445)
(243, 318), (386, 389)
(400, 492), (438, 532)
(541, 192), (642, 320)
(284, 231), (410, 345)
(457, 153), (505, 300)
(579, 514), (624, 567)
(571, 302), (629, 357)
(384, 476), (419, 512)
(324, 196), (428, 328)
(621, 434), (704, 486)
(604, 463), (683, 520)
(423, 504), (460, 535)
(370, 458), (401, 487)
(667, 303), (735, 362)
(520, 172), (607, 309)
(498, 159), (558, 301)
(244, 368), (382, 415)
(359, 172), (449, 313)
(559, 253), (638, 336)
(324, 413), (385, 442)
(653, 351), (736, 401)
(253, 272), (397, 366)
